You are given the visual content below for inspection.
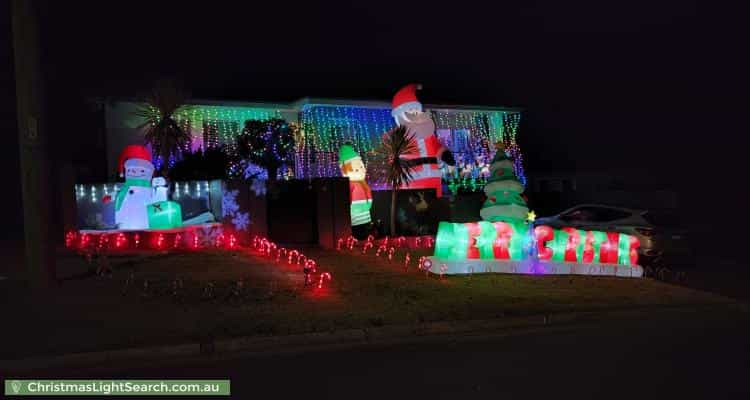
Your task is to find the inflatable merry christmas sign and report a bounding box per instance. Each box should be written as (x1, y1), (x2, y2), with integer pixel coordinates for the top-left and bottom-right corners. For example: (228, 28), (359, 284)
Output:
(423, 143), (643, 278)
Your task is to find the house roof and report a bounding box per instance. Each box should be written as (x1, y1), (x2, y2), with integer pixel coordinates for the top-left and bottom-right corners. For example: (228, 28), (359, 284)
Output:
(292, 97), (523, 113)
(101, 96), (522, 114)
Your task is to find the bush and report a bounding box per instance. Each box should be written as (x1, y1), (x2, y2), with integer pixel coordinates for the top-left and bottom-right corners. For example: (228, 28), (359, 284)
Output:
(169, 148), (231, 181)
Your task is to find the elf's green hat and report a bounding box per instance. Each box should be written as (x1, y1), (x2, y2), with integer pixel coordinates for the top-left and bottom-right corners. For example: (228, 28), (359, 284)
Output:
(338, 143), (361, 165)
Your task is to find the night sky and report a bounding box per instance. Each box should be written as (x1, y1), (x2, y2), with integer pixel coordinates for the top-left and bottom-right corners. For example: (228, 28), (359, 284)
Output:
(1, 1), (744, 236)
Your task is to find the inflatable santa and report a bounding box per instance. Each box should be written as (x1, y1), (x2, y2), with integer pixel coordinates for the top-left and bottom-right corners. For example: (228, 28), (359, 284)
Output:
(390, 84), (455, 197)
(107, 145), (182, 230)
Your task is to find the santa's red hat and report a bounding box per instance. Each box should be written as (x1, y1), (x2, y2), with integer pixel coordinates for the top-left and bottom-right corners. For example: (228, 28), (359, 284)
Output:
(391, 83), (423, 119)
(117, 145), (153, 176)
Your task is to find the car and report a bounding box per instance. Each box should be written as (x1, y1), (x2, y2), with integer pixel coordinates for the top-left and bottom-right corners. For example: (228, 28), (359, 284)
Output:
(534, 204), (692, 267)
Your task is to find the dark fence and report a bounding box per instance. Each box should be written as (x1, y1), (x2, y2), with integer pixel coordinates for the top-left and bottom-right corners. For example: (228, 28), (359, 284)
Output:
(226, 178), (351, 248)
(370, 189), (484, 236)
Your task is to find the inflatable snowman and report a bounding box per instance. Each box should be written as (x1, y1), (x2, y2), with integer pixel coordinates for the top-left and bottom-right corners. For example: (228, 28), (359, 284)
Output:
(389, 84), (455, 197)
(107, 145), (182, 230)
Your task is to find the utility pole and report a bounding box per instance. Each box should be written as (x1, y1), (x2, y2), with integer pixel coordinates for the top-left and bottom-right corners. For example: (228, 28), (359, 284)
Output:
(11, 0), (56, 287)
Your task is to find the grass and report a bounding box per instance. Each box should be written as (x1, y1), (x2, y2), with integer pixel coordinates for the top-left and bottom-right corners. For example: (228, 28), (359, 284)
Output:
(0, 245), (730, 360)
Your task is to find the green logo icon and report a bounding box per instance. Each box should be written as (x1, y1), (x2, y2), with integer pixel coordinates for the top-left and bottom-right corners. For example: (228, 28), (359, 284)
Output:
(10, 380), (22, 394)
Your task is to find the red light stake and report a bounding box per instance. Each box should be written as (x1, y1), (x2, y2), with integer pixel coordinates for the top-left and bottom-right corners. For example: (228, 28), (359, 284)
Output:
(317, 272), (331, 289)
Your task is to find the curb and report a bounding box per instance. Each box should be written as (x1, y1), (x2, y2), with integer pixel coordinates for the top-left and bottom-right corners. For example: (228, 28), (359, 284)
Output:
(1, 303), (741, 373)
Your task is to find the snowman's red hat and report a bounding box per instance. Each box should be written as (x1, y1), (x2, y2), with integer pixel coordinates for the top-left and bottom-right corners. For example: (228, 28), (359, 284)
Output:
(391, 83), (423, 120)
(117, 145), (153, 176)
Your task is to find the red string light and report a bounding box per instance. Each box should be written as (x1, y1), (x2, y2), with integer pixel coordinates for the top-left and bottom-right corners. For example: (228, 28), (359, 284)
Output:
(376, 245), (386, 257)
(317, 272), (331, 289)
(77, 234), (87, 250)
(115, 233), (127, 249)
(306, 259), (317, 273)
(67, 230), (333, 294)
(97, 234), (109, 251)
(65, 231), (77, 248)
(288, 250), (299, 265)
(362, 241), (373, 254)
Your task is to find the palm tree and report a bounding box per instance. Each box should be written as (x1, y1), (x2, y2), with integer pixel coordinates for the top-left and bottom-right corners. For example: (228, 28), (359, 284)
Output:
(375, 126), (418, 236)
(134, 80), (192, 175)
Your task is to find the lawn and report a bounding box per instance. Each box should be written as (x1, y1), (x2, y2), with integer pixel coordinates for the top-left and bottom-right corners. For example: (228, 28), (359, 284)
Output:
(0, 244), (730, 360)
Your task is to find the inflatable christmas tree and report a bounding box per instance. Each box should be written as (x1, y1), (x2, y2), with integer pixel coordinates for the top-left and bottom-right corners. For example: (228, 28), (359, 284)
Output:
(479, 143), (528, 223)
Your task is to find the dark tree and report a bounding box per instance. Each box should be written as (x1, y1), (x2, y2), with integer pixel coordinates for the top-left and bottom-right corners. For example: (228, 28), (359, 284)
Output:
(168, 148), (230, 181)
(236, 118), (296, 182)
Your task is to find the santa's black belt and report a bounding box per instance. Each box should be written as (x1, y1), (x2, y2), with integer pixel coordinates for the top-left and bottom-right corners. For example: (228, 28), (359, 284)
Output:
(404, 157), (438, 167)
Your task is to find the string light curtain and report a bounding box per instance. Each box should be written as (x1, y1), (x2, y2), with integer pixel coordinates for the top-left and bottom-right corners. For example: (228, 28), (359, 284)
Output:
(152, 105), (284, 174)
(297, 105), (395, 179)
(296, 104), (524, 185)
(172, 106), (283, 155)
(135, 102), (525, 185)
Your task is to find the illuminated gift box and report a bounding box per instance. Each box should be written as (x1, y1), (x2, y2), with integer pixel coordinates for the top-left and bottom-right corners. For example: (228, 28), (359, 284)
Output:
(146, 201), (183, 230)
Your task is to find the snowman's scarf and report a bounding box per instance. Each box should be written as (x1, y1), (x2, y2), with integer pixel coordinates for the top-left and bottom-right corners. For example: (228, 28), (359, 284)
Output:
(115, 179), (152, 211)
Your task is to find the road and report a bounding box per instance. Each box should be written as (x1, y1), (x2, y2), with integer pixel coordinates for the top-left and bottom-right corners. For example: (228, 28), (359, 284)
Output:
(41, 307), (746, 399)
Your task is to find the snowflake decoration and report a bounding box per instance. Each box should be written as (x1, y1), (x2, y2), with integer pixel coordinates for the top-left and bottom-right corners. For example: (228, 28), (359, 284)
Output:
(221, 188), (252, 231)
(232, 211), (250, 231)
(250, 179), (267, 197)
(222, 189), (240, 217)
(198, 225), (223, 247)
